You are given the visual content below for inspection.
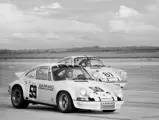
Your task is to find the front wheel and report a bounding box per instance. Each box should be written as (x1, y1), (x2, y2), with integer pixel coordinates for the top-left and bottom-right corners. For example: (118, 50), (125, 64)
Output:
(11, 87), (29, 108)
(57, 92), (73, 113)
(102, 110), (116, 112)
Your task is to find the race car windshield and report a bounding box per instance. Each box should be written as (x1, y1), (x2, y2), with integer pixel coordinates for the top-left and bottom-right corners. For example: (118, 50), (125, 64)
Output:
(52, 66), (92, 81)
(74, 57), (105, 68)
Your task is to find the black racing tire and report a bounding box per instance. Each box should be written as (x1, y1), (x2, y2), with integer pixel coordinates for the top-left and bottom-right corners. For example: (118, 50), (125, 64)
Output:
(11, 86), (29, 109)
(57, 92), (73, 113)
(102, 110), (116, 112)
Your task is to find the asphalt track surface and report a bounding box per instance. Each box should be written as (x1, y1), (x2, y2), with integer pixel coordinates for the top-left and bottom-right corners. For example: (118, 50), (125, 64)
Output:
(0, 59), (159, 120)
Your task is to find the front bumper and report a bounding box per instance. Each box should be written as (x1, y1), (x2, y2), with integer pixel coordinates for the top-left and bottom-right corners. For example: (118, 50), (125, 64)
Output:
(73, 101), (124, 111)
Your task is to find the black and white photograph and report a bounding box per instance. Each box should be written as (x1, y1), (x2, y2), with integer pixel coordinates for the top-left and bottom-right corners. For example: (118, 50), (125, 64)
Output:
(0, 0), (159, 120)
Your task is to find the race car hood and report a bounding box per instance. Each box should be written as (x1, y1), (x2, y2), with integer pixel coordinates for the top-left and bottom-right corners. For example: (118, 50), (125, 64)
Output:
(85, 67), (122, 81)
(56, 80), (121, 95)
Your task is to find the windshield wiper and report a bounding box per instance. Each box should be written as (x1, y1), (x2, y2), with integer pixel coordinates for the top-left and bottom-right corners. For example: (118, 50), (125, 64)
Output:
(87, 78), (95, 80)
(73, 77), (87, 80)
(91, 65), (101, 67)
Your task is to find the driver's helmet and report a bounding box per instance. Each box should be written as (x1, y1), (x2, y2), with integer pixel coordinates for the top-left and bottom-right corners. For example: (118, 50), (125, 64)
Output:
(85, 59), (91, 67)
(65, 68), (73, 80)
(79, 59), (91, 67)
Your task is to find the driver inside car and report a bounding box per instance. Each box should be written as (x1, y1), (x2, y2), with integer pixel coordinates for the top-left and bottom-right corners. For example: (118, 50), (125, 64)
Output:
(64, 69), (73, 80)
(86, 60), (91, 67)
(66, 71), (73, 80)
(79, 59), (91, 67)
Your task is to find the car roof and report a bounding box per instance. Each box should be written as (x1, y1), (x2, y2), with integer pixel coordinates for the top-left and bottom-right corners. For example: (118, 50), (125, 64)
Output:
(33, 63), (81, 68)
(63, 55), (96, 59)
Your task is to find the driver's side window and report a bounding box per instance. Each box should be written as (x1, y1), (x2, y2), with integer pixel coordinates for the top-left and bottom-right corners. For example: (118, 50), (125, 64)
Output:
(36, 67), (51, 81)
(73, 69), (84, 78)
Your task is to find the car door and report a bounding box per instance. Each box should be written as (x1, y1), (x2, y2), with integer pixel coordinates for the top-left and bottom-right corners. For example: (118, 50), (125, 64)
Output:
(24, 68), (38, 102)
(35, 66), (54, 104)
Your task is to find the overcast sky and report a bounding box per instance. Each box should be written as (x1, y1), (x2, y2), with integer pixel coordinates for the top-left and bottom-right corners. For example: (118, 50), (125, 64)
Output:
(0, 0), (159, 49)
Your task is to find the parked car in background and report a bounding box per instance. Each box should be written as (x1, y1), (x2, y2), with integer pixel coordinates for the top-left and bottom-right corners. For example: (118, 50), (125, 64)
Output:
(58, 56), (128, 88)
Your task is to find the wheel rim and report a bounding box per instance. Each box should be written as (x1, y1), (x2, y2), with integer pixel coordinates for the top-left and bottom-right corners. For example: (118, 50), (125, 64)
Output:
(59, 94), (69, 111)
(12, 89), (21, 106)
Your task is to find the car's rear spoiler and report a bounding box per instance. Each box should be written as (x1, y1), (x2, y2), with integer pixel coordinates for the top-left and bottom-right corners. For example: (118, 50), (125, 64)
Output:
(15, 72), (24, 78)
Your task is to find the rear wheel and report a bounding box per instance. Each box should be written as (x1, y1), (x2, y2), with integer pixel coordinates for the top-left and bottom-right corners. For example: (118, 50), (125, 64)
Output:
(102, 110), (116, 112)
(11, 86), (29, 108)
(57, 92), (73, 113)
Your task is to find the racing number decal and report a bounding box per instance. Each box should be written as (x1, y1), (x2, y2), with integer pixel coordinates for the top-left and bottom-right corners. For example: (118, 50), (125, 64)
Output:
(29, 85), (37, 98)
(103, 72), (113, 78)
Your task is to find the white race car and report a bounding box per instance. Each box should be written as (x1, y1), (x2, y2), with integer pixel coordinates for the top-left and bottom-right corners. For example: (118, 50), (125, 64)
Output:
(58, 56), (127, 88)
(8, 63), (124, 113)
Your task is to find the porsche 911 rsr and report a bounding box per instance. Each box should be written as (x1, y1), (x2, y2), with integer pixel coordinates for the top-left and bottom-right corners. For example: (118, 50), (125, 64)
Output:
(58, 56), (127, 88)
(8, 63), (124, 113)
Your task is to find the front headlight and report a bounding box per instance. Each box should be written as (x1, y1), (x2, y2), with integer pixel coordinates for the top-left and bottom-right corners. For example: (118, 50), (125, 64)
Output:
(80, 88), (87, 96)
(116, 71), (127, 81)
(120, 71), (127, 78)
(77, 88), (89, 101)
